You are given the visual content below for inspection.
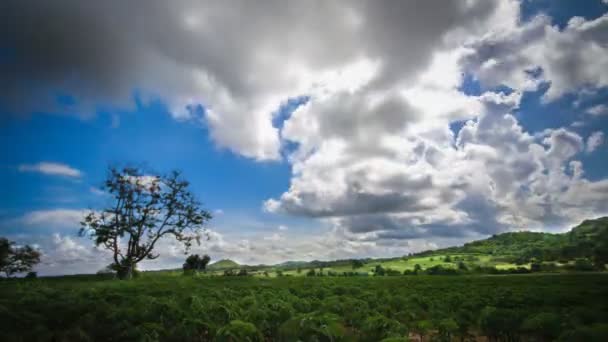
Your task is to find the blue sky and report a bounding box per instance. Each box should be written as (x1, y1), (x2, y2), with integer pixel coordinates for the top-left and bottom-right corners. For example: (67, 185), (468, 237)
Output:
(1, 0), (608, 275)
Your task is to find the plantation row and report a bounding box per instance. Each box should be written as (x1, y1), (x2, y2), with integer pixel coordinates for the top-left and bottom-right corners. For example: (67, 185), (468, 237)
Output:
(1, 274), (607, 341)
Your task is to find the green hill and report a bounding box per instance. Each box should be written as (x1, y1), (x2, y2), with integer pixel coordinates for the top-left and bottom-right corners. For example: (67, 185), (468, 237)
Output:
(207, 259), (240, 270)
(420, 216), (608, 265)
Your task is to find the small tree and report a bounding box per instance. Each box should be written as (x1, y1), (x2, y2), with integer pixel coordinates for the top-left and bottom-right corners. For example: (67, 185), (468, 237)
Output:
(0, 237), (41, 278)
(183, 254), (211, 274)
(352, 259), (364, 269)
(458, 261), (468, 271)
(80, 167), (212, 279)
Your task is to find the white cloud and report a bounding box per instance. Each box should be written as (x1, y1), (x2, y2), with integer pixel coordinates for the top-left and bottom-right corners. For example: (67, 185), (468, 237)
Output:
(461, 13), (608, 101)
(89, 187), (106, 196)
(587, 131), (605, 153)
(587, 104), (608, 116)
(18, 162), (82, 178)
(17, 209), (87, 228)
(278, 225), (288, 231)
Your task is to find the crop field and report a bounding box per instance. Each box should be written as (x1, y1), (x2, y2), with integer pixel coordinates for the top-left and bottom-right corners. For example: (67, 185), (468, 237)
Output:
(2, 273), (607, 341)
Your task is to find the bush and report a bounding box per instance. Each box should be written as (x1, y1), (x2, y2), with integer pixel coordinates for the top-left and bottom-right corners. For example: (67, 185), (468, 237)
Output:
(216, 320), (263, 341)
(572, 258), (595, 271)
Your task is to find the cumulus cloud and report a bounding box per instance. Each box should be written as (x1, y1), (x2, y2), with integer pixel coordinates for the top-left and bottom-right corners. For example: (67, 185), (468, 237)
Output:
(18, 162), (82, 178)
(460, 13), (608, 101)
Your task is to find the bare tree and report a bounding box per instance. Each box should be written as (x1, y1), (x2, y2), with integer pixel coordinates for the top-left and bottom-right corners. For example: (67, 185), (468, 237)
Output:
(80, 167), (212, 279)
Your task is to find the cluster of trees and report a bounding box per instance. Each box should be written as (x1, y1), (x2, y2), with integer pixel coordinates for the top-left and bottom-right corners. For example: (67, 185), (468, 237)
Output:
(222, 269), (250, 276)
(183, 254), (211, 274)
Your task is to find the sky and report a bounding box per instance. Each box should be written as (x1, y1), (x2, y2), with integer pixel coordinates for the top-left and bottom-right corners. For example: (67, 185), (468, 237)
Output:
(1, 0), (608, 275)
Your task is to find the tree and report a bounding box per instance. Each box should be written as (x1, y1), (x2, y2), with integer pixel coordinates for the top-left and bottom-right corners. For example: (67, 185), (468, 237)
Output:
(374, 265), (385, 276)
(183, 254), (211, 274)
(0, 237), (41, 278)
(80, 167), (212, 279)
(352, 259), (364, 269)
(457, 261), (468, 271)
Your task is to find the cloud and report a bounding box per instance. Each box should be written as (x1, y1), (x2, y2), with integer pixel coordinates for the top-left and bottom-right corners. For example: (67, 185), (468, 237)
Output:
(262, 8), (608, 241)
(18, 162), (82, 178)
(1, 0), (509, 160)
(587, 104), (608, 116)
(89, 187), (106, 196)
(267, 84), (606, 240)
(460, 13), (608, 101)
(17, 209), (87, 228)
(587, 131), (605, 153)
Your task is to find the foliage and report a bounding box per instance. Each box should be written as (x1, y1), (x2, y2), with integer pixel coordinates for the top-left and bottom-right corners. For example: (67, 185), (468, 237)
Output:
(418, 217), (608, 268)
(0, 237), (41, 278)
(183, 254), (211, 274)
(80, 167), (212, 279)
(216, 320), (263, 341)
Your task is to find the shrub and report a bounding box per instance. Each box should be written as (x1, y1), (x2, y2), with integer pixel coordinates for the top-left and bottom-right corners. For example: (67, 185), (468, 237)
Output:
(216, 320), (263, 341)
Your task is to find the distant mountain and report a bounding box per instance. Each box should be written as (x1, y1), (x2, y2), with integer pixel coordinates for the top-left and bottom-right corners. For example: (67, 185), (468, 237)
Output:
(207, 259), (240, 270)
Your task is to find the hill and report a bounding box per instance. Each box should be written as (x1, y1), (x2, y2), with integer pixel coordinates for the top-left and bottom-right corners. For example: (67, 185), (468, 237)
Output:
(420, 216), (608, 265)
(207, 259), (240, 270)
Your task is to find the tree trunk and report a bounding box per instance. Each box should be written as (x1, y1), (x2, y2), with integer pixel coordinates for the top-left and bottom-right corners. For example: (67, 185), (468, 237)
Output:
(117, 263), (134, 280)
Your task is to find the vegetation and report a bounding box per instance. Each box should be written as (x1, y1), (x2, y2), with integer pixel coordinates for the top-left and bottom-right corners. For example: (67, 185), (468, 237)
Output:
(425, 217), (608, 269)
(0, 237), (41, 278)
(183, 254), (211, 275)
(1, 274), (607, 341)
(80, 167), (212, 279)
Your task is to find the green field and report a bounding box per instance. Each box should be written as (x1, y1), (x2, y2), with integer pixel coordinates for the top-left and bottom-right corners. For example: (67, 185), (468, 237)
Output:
(2, 273), (608, 341)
